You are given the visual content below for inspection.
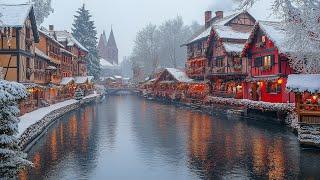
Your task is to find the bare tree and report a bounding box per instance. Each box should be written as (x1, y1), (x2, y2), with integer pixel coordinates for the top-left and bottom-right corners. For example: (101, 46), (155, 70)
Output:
(131, 18), (201, 77)
(158, 16), (190, 68)
(132, 24), (160, 75)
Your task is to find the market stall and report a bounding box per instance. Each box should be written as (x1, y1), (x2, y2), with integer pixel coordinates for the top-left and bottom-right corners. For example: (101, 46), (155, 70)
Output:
(287, 74), (320, 124)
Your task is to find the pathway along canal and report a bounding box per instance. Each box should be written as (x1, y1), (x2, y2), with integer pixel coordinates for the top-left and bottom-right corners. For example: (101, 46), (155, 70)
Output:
(19, 95), (320, 179)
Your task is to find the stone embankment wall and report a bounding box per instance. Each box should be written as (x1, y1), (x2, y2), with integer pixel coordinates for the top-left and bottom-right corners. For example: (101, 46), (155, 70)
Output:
(18, 96), (99, 151)
(299, 125), (320, 148)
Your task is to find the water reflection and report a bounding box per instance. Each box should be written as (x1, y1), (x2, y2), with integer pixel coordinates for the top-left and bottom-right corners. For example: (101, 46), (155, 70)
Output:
(21, 96), (320, 179)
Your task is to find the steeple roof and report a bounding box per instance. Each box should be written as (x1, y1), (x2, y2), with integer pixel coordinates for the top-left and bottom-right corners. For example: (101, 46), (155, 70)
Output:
(106, 28), (118, 49)
(98, 31), (107, 48)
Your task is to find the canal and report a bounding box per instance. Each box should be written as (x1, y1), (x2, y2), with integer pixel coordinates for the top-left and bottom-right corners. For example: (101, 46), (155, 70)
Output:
(20, 95), (320, 179)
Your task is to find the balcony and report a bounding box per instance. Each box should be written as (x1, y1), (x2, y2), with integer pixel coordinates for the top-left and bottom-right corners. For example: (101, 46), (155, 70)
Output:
(186, 67), (205, 78)
(207, 67), (226, 75)
(49, 52), (61, 64)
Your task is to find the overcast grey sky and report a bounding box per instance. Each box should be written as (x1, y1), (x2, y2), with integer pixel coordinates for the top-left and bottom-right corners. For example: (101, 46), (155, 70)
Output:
(39, 0), (275, 62)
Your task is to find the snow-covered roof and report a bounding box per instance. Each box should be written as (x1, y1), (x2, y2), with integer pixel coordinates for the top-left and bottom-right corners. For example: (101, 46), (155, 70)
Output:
(74, 76), (94, 84)
(287, 74), (320, 93)
(74, 76), (88, 84)
(214, 11), (243, 26)
(60, 77), (74, 85)
(100, 58), (113, 67)
(214, 25), (251, 40)
(165, 68), (193, 83)
(145, 78), (156, 85)
(0, 3), (32, 27)
(38, 28), (65, 48)
(60, 48), (73, 56)
(258, 21), (291, 53)
(106, 77), (115, 80)
(187, 11), (245, 44)
(188, 27), (211, 44)
(22, 82), (46, 89)
(114, 75), (122, 79)
(52, 31), (88, 52)
(35, 47), (51, 61)
(0, 3), (39, 42)
(223, 42), (246, 53)
(46, 65), (57, 70)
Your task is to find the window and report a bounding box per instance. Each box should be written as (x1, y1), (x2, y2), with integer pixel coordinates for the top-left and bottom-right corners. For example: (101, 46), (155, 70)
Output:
(197, 42), (202, 50)
(264, 56), (272, 67)
(254, 55), (274, 68)
(216, 57), (224, 67)
(266, 81), (281, 93)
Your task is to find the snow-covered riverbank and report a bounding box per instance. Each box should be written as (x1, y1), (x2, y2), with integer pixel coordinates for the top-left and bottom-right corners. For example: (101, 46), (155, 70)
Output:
(17, 93), (100, 150)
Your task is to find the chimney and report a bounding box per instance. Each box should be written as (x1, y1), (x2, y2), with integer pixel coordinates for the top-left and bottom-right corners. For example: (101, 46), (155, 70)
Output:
(215, 11), (224, 19)
(205, 11), (212, 28)
(49, 25), (54, 31)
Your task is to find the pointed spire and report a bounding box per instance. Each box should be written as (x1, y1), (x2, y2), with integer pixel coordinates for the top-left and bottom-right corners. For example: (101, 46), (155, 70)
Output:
(106, 27), (117, 49)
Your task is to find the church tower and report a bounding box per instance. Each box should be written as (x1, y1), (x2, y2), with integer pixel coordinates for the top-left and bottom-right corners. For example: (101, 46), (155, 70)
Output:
(97, 31), (108, 61)
(98, 28), (119, 65)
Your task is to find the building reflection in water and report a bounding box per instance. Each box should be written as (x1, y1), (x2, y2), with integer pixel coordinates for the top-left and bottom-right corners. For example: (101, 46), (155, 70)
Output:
(19, 96), (320, 179)
(20, 105), (98, 180)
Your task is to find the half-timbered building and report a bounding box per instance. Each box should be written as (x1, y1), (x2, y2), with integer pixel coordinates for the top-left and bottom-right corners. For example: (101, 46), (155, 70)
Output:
(184, 11), (225, 80)
(0, 3), (39, 83)
(242, 21), (296, 103)
(205, 11), (255, 99)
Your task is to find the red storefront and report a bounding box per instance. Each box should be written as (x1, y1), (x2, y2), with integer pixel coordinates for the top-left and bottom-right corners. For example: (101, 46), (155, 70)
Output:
(242, 21), (295, 103)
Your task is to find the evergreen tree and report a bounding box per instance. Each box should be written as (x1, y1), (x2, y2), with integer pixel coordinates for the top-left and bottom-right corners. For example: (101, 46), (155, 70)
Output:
(72, 4), (101, 79)
(0, 80), (31, 178)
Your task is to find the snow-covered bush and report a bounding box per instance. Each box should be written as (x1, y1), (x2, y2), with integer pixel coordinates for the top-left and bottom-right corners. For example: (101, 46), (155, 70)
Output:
(0, 80), (31, 178)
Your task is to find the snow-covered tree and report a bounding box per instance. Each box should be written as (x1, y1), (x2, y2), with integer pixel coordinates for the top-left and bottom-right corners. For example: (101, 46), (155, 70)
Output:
(235, 0), (320, 73)
(32, 0), (54, 24)
(0, 80), (31, 178)
(74, 88), (84, 100)
(72, 4), (101, 79)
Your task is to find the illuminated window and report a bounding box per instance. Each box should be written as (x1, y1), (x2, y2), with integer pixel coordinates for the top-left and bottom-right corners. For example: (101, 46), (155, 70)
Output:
(264, 56), (272, 67)
(266, 81), (281, 93)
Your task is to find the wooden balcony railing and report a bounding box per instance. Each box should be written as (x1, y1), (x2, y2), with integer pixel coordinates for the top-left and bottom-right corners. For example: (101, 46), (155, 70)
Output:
(298, 103), (320, 124)
(207, 67), (226, 74)
(49, 52), (61, 64)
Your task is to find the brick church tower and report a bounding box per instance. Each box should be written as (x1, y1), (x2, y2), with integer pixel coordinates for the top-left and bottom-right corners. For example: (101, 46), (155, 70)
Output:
(98, 28), (118, 65)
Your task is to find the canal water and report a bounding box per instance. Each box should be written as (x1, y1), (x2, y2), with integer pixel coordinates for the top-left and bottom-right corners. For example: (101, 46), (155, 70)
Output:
(19, 95), (320, 180)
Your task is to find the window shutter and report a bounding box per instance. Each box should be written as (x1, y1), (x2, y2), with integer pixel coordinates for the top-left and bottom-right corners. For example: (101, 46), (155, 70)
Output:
(271, 55), (275, 66)
(254, 57), (262, 67)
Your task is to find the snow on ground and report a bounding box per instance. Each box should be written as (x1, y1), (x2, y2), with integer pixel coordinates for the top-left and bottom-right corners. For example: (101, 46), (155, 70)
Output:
(18, 99), (77, 137)
(18, 92), (99, 137)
